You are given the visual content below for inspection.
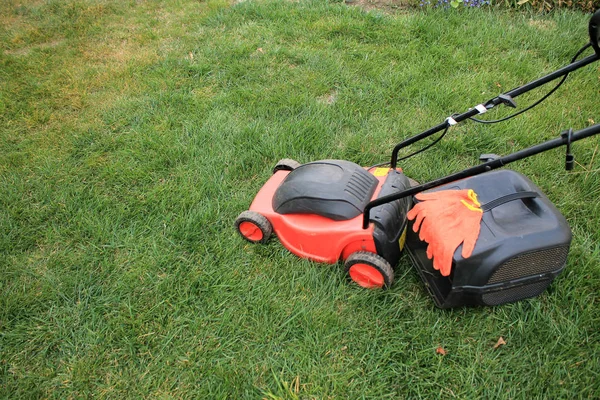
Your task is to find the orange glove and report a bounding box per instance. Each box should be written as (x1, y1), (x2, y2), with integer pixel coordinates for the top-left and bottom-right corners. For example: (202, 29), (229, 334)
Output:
(407, 189), (483, 276)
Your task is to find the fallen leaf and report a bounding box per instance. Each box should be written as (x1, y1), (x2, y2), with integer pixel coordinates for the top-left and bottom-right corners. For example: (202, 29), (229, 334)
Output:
(494, 337), (506, 349)
(589, 118), (595, 125)
(256, 47), (264, 53)
(436, 346), (447, 356)
(317, 90), (338, 105)
(495, 82), (502, 88)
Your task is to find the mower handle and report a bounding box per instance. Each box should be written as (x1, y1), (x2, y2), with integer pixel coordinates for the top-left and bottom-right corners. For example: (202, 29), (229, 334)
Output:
(364, 122), (600, 229)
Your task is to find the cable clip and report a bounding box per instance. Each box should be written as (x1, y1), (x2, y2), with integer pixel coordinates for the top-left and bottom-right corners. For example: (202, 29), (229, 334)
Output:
(561, 128), (574, 171)
(475, 104), (487, 114)
(446, 117), (457, 126)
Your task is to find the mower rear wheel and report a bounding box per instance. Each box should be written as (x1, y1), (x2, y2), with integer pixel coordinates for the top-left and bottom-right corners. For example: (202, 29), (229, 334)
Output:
(273, 158), (301, 173)
(235, 211), (272, 244)
(345, 252), (394, 289)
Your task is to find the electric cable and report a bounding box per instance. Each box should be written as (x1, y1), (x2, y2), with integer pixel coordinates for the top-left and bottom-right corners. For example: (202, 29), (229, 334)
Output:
(469, 42), (593, 124)
(368, 125), (450, 170)
(369, 42), (593, 170)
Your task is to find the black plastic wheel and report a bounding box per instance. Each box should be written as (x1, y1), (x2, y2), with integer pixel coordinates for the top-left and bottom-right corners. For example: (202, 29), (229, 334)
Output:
(345, 252), (394, 289)
(235, 211), (273, 244)
(273, 158), (301, 174)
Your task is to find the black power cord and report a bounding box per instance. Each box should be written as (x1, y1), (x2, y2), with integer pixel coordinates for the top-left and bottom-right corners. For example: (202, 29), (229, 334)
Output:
(469, 42), (593, 124)
(368, 124), (450, 170)
(369, 41), (594, 171)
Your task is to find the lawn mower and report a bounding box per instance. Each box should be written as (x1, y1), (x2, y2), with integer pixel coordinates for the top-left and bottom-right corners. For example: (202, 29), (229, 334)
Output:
(235, 11), (600, 307)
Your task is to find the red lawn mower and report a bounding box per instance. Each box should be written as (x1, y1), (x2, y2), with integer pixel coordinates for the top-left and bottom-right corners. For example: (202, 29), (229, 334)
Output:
(236, 11), (600, 307)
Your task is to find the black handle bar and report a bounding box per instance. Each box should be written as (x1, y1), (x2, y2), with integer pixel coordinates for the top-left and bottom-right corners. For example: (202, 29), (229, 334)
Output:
(364, 123), (600, 229)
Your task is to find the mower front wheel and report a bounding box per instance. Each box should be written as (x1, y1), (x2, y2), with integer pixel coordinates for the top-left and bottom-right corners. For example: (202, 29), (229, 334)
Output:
(273, 158), (301, 174)
(235, 211), (272, 244)
(345, 252), (394, 289)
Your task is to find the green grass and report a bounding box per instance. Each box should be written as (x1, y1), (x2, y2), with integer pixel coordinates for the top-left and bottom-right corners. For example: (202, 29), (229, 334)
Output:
(1, 0), (599, 397)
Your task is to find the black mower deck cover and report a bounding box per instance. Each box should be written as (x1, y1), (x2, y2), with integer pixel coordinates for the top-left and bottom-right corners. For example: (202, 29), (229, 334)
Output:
(405, 169), (572, 308)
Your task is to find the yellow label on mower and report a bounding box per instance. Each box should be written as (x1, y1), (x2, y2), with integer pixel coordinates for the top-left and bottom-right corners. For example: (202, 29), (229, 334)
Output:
(373, 168), (390, 177)
(399, 227), (407, 251)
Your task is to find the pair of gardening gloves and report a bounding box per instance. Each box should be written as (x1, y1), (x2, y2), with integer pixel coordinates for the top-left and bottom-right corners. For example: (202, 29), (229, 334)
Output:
(407, 189), (483, 277)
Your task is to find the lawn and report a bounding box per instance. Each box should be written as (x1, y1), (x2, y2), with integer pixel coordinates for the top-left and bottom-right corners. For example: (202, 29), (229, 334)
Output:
(1, 0), (599, 398)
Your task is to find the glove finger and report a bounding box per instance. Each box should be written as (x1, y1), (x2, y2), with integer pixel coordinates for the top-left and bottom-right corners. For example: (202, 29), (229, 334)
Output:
(419, 224), (429, 242)
(461, 234), (476, 259)
(438, 246), (454, 277)
(432, 248), (443, 273)
(415, 190), (461, 201)
(460, 214), (482, 258)
(412, 209), (426, 232)
(413, 192), (437, 201)
(406, 204), (422, 221)
(418, 218), (431, 240)
(426, 243), (434, 259)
